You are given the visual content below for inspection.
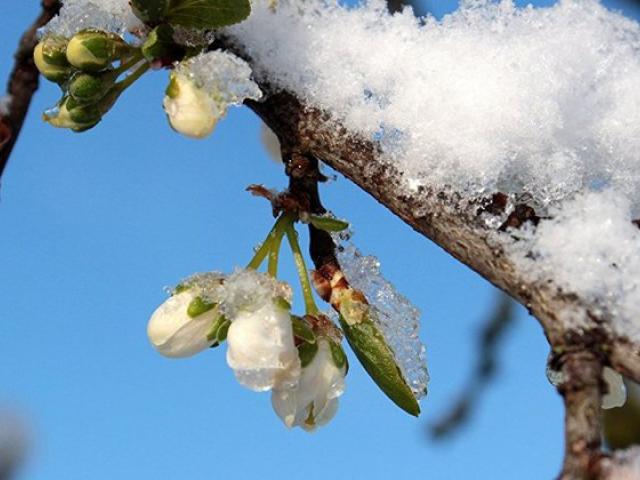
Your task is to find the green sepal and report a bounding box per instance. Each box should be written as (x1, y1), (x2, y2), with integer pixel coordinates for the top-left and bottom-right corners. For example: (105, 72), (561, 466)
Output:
(216, 318), (230, 343)
(65, 96), (102, 125)
(141, 25), (183, 62)
(68, 73), (111, 104)
(67, 30), (128, 73)
(34, 41), (72, 84)
(166, 0), (251, 29)
(309, 215), (349, 232)
(40, 36), (70, 67)
(172, 283), (189, 294)
(187, 296), (216, 318)
(291, 315), (316, 344)
(339, 313), (420, 417)
(274, 296), (291, 311)
(297, 341), (319, 368)
(329, 340), (348, 371)
(205, 314), (228, 342)
(131, 0), (170, 23)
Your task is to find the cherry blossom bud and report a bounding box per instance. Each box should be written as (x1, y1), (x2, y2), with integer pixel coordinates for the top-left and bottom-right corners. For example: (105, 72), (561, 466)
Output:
(271, 339), (347, 431)
(147, 287), (222, 358)
(66, 30), (127, 73)
(43, 96), (101, 132)
(163, 72), (218, 139)
(226, 300), (300, 392)
(68, 72), (112, 104)
(33, 37), (71, 84)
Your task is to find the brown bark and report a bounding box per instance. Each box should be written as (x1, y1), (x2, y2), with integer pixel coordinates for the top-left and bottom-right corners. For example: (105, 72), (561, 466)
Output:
(0, 0), (61, 183)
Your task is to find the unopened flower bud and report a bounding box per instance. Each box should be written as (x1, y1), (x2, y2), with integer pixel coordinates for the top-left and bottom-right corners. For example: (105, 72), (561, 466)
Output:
(43, 96), (101, 132)
(68, 73), (111, 104)
(271, 338), (347, 431)
(163, 72), (218, 139)
(33, 37), (72, 83)
(66, 30), (128, 73)
(148, 288), (222, 358)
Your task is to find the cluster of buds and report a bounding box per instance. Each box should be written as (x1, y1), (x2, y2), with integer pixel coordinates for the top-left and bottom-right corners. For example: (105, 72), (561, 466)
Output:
(147, 269), (349, 431)
(34, 30), (143, 132)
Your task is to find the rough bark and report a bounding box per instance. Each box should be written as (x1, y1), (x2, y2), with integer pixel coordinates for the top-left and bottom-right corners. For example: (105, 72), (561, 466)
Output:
(0, 0), (61, 183)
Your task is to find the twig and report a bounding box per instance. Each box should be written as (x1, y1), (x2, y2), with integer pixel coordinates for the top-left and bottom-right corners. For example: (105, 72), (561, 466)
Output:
(0, 0), (61, 184)
(430, 293), (516, 438)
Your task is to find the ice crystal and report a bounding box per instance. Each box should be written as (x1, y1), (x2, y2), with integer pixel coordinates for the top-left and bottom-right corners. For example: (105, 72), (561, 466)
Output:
(606, 447), (640, 479)
(176, 51), (263, 107)
(172, 271), (225, 303)
(172, 26), (216, 47)
(219, 268), (292, 319)
(336, 244), (429, 398)
(42, 0), (142, 38)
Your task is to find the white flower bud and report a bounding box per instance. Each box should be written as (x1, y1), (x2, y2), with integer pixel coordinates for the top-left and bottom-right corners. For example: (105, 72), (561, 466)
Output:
(147, 289), (220, 358)
(602, 366), (627, 409)
(271, 339), (347, 431)
(163, 72), (218, 139)
(226, 301), (300, 392)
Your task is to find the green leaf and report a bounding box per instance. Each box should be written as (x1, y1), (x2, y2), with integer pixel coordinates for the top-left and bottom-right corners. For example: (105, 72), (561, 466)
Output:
(339, 313), (420, 417)
(297, 341), (318, 368)
(166, 0), (251, 29)
(187, 296), (216, 318)
(291, 315), (316, 344)
(309, 215), (349, 232)
(131, 0), (170, 23)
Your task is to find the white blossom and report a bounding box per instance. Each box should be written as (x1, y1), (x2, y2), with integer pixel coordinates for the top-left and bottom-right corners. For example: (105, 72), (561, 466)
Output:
(271, 339), (346, 431)
(226, 300), (300, 392)
(147, 288), (221, 358)
(163, 72), (219, 139)
(602, 366), (627, 410)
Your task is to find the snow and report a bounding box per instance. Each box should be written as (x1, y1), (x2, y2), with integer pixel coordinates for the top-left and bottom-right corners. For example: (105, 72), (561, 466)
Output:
(42, 0), (142, 38)
(40, 0), (640, 342)
(227, 0), (640, 341)
(175, 51), (262, 108)
(0, 95), (11, 116)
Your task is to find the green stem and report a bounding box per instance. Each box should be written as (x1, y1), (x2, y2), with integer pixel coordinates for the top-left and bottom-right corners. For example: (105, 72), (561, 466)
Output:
(268, 216), (289, 277)
(247, 214), (291, 271)
(285, 223), (319, 315)
(115, 61), (149, 91)
(113, 51), (144, 78)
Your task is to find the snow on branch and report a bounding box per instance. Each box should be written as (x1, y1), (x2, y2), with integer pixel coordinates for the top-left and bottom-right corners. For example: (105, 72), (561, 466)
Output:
(223, 0), (640, 365)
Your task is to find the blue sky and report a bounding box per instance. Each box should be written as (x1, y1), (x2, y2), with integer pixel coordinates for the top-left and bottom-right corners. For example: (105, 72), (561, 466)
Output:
(1, 1), (639, 479)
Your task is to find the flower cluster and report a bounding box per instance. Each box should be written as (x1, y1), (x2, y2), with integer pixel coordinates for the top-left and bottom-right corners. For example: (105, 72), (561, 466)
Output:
(35, 30), (143, 132)
(147, 269), (349, 431)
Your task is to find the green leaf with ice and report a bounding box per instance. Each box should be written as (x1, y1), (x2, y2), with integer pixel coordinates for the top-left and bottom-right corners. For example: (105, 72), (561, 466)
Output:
(339, 312), (420, 416)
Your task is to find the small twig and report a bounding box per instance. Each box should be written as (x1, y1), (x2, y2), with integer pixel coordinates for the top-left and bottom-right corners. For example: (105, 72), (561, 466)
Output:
(0, 0), (61, 185)
(430, 293), (516, 438)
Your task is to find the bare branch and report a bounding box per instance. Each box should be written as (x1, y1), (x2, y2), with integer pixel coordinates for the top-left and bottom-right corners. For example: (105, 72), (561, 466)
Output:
(0, 0), (61, 184)
(430, 293), (517, 438)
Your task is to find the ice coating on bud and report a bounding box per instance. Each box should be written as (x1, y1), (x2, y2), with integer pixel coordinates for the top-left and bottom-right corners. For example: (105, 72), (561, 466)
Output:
(602, 366), (627, 410)
(43, 97), (100, 132)
(163, 51), (262, 138)
(219, 269), (292, 319)
(271, 339), (346, 431)
(226, 301), (300, 392)
(175, 51), (262, 107)
(163, 72), (218, 139)
(148, 274), (224, 358)
(42, 0), (142, 38)
(336, 243), (429, 399)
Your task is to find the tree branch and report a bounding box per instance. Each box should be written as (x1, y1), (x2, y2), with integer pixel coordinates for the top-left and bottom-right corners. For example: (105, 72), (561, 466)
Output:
(0, 0), (61, 184)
